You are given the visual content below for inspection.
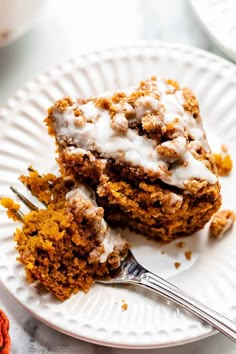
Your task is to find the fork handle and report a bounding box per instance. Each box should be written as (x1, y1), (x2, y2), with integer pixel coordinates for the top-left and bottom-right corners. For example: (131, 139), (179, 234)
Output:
(138, 271), (236, 342)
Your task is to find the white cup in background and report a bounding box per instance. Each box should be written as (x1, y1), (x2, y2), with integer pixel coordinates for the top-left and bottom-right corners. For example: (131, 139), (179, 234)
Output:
(0, 0), (47, 47)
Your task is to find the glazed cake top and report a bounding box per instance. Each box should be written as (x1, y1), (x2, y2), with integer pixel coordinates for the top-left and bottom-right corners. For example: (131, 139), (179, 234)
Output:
(50, 77), (217, 189)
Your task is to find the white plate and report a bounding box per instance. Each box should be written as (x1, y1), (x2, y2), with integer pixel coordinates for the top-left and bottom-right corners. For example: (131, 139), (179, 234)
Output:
(190, 0), (236, 61)
(0, 42), (236, 349)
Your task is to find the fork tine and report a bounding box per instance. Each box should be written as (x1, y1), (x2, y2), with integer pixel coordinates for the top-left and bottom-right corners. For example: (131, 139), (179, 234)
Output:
(10, 186), (38, 211)
(15, 208), (25, 221)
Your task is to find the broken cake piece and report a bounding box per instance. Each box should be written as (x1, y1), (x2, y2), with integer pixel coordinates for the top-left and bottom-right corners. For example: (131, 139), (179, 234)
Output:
(45, 76), (221, 242)
(1, 170), (128, 301)
(209, 209), (235, 239)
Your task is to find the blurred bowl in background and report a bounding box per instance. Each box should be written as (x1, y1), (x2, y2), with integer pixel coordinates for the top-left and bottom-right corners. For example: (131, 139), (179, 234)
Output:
(190, 0), (236, 62)
(0, 0), (47, 47)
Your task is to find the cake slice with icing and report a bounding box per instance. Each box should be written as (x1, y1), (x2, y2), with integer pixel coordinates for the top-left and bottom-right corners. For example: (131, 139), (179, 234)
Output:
(46, 76), (221, 242)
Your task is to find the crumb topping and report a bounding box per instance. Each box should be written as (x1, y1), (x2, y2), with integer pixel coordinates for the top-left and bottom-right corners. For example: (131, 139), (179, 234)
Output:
(48, 77), (218, 189)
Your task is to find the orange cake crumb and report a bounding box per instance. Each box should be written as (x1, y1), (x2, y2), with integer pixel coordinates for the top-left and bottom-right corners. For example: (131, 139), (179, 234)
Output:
(221, 144), (228, 153)
(122, 303), (128, 311)
(0, 198), (20, 221)
(184, 251), (192, 261)
(121, 300), (128, 311)
(213, 152), (233, 176)
(174, 262), (181, 269)
(177, 241), (186, 248)
(210, 209), (235, 239)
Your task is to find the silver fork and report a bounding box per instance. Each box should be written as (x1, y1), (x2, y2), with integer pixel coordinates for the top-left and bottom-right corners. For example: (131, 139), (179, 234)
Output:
(10, 186), (236, 342)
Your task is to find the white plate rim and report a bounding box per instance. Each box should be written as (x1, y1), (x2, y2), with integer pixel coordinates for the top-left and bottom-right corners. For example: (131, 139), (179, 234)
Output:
(0, 282), (218, 349)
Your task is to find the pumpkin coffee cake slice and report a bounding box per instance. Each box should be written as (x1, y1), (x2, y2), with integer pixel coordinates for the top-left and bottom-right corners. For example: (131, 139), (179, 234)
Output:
(46, 76), (221, 242)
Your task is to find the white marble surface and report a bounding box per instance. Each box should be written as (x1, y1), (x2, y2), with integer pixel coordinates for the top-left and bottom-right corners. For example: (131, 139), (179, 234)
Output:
(0, 0), (236, 353)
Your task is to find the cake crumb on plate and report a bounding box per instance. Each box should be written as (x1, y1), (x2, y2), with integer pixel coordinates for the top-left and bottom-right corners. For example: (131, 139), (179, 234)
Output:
(184, 251), (192, 260)
(177, 241), (186, 248)
(221, 144), (228, 153)
(121, 300), (128, 311)
(210, 209), (235, 239)
(174, 262), (181, 269)
(213, 144), (233, 176)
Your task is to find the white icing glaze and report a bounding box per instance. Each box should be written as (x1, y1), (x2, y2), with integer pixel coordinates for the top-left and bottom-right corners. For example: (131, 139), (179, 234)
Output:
(166, 151), (217, 188)
(189, 128), (203, 140)
(80, 101), (98, 122)
(65, 146), (88, 156)
(57, 106), (165, 173)
(160, 137), (187, 156)
(170, 193), (183, 206)
(135, 96), (159, 119)
(188, 140), (202, 152)
(54, 78), (218, 188)
(156, 77), (175, 95)
(113, 113), (128, 131)
(99, 229), (125, 263)
(160, 93), (185, 121)
(66, 184), (95, 202)
(66, 186), (125, 263)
